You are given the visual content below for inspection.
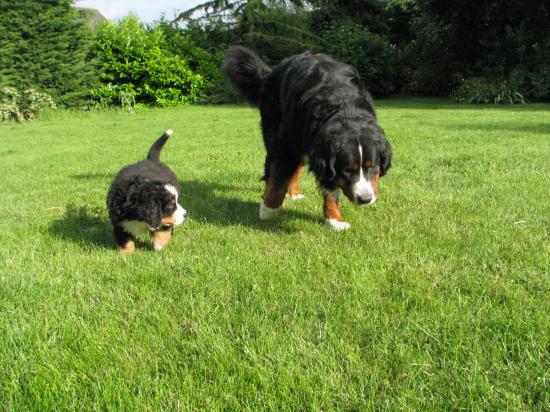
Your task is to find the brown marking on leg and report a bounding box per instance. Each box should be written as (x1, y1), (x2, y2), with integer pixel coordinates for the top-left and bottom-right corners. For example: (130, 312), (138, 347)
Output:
(323, 192), (344, 222)
(152, 229), (172, 251)
(263, 180), (288, 208)
(263, 161), (291, 209)
(160, 215), (177, 226)
(117, 239), (135, 255)
(287, 164), (305, 197)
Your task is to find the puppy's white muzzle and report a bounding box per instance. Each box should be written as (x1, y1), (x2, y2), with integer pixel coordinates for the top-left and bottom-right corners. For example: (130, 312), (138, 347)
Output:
(174, 204), (186, 225)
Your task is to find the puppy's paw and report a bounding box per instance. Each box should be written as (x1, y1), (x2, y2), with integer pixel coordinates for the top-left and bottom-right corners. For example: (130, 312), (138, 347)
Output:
(117, 240), (136, 255)
(289, 193), (305, 200)
(259, 200), (281, 220)
(326, 219), (351, 231)
(153, 243), (164, 251)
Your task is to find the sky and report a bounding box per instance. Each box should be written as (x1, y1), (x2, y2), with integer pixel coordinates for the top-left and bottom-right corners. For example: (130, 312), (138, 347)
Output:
(74, 0), (204, 23)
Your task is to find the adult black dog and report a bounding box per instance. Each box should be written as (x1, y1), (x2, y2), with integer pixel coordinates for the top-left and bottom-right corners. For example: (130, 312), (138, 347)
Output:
(222, 46), (392, 230)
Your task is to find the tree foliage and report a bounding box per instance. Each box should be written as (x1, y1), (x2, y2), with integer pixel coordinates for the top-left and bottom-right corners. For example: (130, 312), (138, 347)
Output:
(3, 0), (548, 107)
(410, 0), (550, 98)
(0, 0), (96, 107)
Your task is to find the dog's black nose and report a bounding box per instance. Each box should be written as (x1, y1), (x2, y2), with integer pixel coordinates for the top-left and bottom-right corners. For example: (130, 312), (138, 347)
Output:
(356, 196), (372, 205)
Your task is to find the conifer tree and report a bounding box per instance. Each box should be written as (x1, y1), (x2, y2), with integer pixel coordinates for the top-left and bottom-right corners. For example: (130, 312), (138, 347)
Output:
(0, 0), (96, 106)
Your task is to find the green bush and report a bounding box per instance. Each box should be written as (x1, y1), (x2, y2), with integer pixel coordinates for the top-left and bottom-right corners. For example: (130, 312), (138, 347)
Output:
(0, 87), (56, 122)
(321, 19), (400, 97)
(90, 15), (204, 107)
(452, 77), (526, 105)
(156, 19), (243, 103)
(0, 0), (96, 108)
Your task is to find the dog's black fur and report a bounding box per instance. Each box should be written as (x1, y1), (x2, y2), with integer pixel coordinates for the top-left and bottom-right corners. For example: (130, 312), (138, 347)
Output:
(222, 46), (392, 204)
(107, 130), (183, 251)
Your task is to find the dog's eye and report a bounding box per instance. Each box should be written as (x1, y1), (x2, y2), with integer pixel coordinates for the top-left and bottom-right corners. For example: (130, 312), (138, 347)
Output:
(343, 167), (355, 174)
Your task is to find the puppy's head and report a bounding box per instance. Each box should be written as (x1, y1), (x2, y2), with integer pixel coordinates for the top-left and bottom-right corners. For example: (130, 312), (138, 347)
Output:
(133, 181), (186, 229)
(310, 119), (392, 205)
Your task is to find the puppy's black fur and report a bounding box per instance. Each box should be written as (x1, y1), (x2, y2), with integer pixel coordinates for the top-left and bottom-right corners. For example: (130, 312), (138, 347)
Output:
(222, 47), (392, 226)
(107, 130), (183, 252)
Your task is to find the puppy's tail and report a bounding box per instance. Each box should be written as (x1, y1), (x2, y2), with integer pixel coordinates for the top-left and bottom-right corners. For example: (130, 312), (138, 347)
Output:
(147, 129), (173, 161)
(222, 46), (272, 106)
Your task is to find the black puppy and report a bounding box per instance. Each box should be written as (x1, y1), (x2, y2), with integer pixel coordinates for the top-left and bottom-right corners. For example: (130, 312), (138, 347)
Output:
(222, 47), (392, 230)
(107, 130), (186, 254)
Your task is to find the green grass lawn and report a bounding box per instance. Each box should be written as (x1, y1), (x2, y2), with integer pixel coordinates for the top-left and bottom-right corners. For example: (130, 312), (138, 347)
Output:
(1, 99), (549, 410)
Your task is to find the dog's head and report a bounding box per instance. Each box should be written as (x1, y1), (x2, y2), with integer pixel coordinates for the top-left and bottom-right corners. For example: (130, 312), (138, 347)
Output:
(310, 117), (392, 205)
(128, 180), (186, 229)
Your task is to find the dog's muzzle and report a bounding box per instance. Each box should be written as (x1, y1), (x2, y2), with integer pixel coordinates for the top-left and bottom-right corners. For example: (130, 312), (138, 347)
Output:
(174, 204), (186, 225)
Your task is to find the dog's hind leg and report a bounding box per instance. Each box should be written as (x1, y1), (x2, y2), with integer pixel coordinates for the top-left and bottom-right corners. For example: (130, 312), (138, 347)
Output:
(113, 224), (136, 254)
(260, 158), (297, 220)
(287, 163), (305, 200)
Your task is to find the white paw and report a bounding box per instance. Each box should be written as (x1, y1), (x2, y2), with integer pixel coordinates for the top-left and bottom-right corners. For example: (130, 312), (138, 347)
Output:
(153, 243), (164, 251)
(326, 219), (351, 231)
(259, 200), (281, 220)
(290, 194), (305, 200)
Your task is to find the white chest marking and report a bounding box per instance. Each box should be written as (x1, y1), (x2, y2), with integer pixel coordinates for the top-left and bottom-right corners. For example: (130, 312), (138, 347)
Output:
(121, 220), (151, 237)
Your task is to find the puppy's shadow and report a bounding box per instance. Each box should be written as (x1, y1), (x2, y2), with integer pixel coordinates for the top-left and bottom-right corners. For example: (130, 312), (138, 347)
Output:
(49, 204), (113, 250)
(49, 179), (319, 250)
(181, 180), (319, 233)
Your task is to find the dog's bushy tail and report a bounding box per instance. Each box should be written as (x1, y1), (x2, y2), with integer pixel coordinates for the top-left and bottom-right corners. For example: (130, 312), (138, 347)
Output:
(147, 129), (173, 161)
(222, 46), (272, 106)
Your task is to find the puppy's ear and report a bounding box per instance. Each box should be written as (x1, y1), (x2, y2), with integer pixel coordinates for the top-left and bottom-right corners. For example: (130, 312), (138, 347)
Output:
(379, 139), (392, 177)
(134, 180), (163, 229)
(145, 200), (161, 229)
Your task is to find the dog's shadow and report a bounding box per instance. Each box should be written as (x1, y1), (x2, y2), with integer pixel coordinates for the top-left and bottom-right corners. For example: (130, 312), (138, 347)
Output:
(180, 179), (319, 233)
(49, 203), (113, 250)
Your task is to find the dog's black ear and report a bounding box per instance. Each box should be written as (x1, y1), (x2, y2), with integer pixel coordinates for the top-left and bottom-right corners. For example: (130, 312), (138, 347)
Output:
(145, 199), (161, 229)
(379, 139), (392, 177)
(132, 180), (163, 229)
(309, 141), (337, 185)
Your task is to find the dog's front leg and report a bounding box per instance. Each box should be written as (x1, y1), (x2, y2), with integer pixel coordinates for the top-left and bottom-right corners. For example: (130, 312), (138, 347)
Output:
(151, 227), (173, 250)
(323, 191), (351, 231)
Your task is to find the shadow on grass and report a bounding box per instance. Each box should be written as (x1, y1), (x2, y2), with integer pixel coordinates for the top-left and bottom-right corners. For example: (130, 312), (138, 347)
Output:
(49, 179), (318, 249)
(181, 180), (320, 233)
(49, 204), (113, 250)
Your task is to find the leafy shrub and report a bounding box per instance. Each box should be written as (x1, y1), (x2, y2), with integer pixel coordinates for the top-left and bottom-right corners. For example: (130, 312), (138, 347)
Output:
(156, 19), (242, 103)
(0, 87), (56, 122)
(321, 19), (400, 97)
(452, 77), (526, 104)
(90, 15), (204, 107)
